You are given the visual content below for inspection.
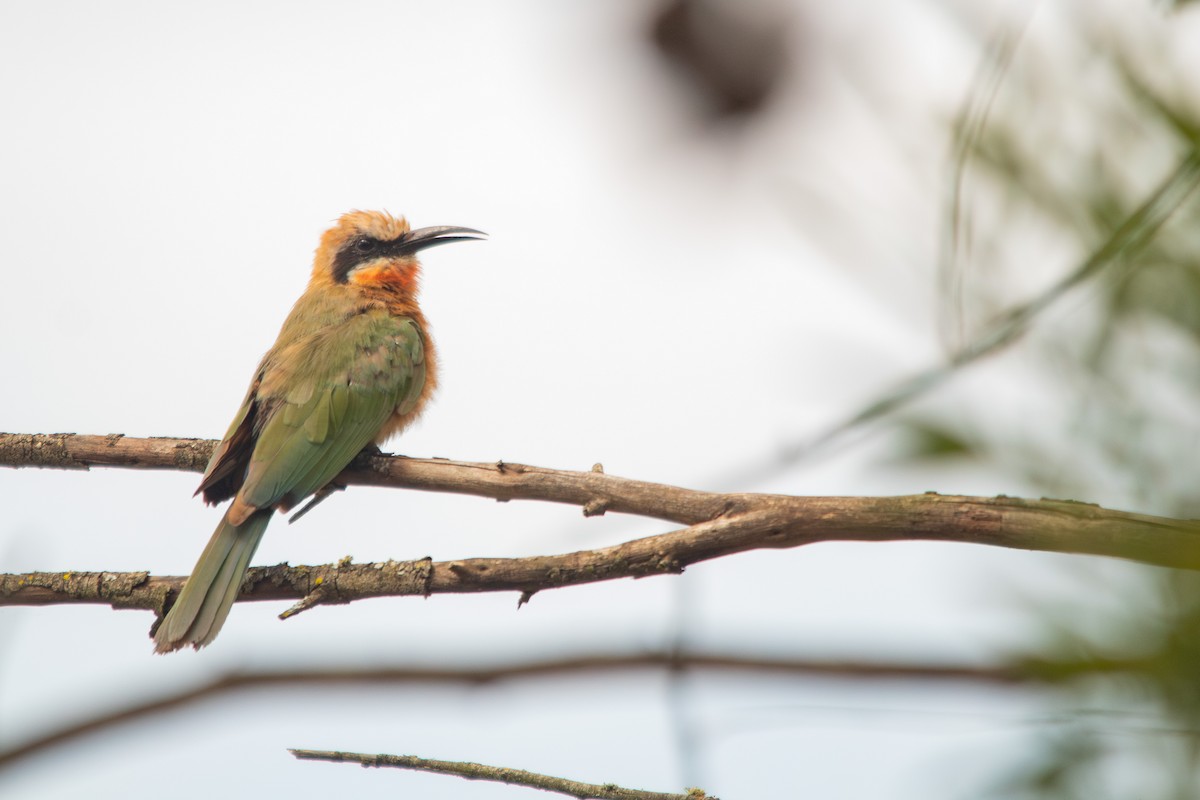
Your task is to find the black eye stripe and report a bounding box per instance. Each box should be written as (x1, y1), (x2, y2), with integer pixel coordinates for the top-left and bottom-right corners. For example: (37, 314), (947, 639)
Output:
(332, 236), (388, 283)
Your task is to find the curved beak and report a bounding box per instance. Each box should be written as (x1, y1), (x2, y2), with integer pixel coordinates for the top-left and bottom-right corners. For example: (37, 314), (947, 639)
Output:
(394, 225), (487, 256)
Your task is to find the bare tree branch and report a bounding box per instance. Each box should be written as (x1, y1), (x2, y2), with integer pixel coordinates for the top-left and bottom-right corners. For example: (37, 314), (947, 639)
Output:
(0, 432), (727, 523)
(0, 652), (1036, 770)
(289, 748), (712, 800)
(3, 433), (1200, 605)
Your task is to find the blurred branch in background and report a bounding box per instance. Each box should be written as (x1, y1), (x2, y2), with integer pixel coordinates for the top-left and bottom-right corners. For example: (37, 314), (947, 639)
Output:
(939, 17), (1031, 350)
(0, 651), (1039, 770)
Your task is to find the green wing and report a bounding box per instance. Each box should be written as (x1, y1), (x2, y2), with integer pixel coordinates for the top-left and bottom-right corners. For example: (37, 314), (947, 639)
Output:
(238, 313), (427, 511)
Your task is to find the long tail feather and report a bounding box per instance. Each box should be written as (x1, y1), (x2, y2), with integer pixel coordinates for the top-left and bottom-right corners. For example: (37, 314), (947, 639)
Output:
(153, 508), (271, 653)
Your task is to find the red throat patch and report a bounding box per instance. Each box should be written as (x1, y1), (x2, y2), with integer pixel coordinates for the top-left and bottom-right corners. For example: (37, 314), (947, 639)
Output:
(350, 262), (421, 295)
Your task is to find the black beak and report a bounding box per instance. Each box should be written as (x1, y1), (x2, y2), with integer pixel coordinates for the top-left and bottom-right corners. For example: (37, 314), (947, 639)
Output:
(393, 225), (487, 256)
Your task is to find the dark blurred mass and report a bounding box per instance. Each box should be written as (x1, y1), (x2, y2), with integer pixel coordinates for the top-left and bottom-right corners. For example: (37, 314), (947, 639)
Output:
(648, 0), (790, 122)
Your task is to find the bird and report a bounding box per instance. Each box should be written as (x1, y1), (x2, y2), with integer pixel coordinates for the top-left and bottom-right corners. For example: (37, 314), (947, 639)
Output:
(153, 210), (484, 653)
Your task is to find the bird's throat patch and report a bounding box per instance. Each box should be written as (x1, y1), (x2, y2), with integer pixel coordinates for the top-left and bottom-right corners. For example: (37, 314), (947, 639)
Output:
(349, 263), (419, 294)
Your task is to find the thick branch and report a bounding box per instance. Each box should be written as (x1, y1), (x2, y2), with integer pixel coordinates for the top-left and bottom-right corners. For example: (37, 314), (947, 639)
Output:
(289, 748), (712, 800)
(0, 653), (1032, 770)
(3, 434), (1200, 587)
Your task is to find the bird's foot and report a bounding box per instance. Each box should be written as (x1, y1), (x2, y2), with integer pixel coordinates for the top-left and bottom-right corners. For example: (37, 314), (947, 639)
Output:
(350, 442), (387, 469)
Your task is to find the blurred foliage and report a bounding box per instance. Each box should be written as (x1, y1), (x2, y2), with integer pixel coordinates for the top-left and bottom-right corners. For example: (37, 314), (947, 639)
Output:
(897, 3), (1200, 797)
(895, 421), (979, 461)
(927, 6), (1200, 512)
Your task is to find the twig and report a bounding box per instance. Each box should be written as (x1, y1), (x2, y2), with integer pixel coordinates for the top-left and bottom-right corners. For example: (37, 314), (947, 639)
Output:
(0, 652), (1035, 770)
(289, 748), (712, 800)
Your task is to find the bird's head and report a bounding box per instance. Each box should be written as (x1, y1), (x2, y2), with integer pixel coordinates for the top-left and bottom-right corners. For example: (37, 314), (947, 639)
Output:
(311, 210), (484, 293)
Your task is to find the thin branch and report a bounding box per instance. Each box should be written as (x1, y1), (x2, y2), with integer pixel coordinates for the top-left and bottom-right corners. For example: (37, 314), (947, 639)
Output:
(0, 652), (1034, 769)
(289, 748), (711, 800)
